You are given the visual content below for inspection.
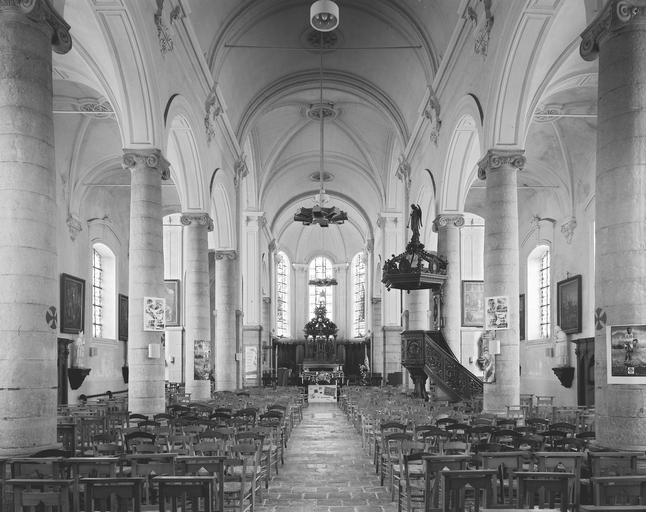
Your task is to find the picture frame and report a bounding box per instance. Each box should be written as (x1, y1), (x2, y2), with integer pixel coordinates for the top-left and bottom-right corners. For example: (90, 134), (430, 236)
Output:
(557, 275), (582, 334)
(519, 294), (525, 341)
(163, 279), (180, 326)
(606, 324), (646, 383)
(118, 294), (128, 342)
(462, 280), (484, 327)
(60, 273), (85, 334)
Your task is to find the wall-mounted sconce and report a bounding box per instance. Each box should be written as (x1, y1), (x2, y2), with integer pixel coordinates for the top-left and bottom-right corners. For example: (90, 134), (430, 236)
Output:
(490, 339), (501, 355)
(148, 343), (161, 359)
(169, 356), (175, 364)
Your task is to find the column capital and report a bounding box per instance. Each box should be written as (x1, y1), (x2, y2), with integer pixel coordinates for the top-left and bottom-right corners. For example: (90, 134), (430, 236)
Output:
(432, 214), (465, 232)
(1, 0), (72, 54)
(180, 212), (214, 232)
(292, 263), (308, 273)
(477, 149), (525, 180)
(214, 250), (236, 261)
(580, 0), (646, 61)
(122, 148), (170, 180)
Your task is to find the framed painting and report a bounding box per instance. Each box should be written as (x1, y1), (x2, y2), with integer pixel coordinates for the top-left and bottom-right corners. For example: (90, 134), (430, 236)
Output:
(607, 324), (646, 383)
(462, 280), (484, 327)
(60, 273), (85, 334)
(118, 294), (128, 342)
(557, 275), (582, 334)
(163, 279), (180, 326)
(519, 294), (526, 341)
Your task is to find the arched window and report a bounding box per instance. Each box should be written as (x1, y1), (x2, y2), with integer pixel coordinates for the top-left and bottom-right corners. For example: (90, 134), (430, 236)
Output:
(92, 243), (116, 339)
(309, 256), (333, 320)
(276, 252), (290, 337)
(352, 252), (366, 336)
(527, 245), (550, 339)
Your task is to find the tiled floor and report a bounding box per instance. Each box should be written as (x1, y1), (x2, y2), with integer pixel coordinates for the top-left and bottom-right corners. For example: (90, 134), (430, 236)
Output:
(256, 402), (398, 512)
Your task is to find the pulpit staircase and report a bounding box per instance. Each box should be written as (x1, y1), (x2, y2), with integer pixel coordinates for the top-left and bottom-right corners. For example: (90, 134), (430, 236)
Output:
(401, 330), (483, 401)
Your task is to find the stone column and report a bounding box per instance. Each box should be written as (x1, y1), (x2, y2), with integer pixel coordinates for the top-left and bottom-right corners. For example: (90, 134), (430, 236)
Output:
(0, 1), (70, 456)
(214, 251), (237, 391)
(122, 149), (169, 415)
(477, 149), (525, 413)
(181, 213), (213, 400)
(580, 1), (646, 450)
(434, 214), (465, 354)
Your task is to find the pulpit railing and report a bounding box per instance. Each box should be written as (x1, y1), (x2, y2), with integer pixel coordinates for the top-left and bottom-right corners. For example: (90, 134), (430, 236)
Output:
(402, 330), (483, 401)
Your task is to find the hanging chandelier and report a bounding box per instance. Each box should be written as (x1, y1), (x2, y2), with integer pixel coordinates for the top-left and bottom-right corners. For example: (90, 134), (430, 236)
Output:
(295, 3), (347, 228)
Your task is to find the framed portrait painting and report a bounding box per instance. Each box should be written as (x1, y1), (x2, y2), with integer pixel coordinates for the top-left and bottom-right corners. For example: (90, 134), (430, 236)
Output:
(462, 280), (484, 327)
(60, 273), (85, 334)
(163, 279), (180, 326)
(557, 275), (582, 334)
(118, 294), (128, 342)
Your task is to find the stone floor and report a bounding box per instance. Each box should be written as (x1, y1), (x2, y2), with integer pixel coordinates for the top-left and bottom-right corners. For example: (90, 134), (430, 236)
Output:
(256, 402), (398, 512)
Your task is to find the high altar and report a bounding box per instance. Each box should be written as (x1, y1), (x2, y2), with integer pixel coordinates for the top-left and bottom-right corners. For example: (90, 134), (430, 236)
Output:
(301, 303), (344, 392)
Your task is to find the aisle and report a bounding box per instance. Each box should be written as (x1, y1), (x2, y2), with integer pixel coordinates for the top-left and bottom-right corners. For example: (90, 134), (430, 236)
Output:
(256, 402), (398, 512)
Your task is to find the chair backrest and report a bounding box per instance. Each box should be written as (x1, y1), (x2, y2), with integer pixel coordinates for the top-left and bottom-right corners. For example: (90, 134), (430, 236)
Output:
(7, 479), (74, 512)
(154, 475), (214, 512)
(534, 452), (585, 511)
(124, 431), (157, 453)
(424, 455), (472, 510)
(526, 417), (550, 432)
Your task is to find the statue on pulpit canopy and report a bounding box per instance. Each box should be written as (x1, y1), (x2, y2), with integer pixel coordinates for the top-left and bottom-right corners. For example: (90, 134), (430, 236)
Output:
(72, 331), (86, 368)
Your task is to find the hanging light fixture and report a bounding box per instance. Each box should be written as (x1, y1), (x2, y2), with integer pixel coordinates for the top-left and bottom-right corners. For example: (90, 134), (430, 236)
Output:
(310, 0), (339, 32)
(295, 4), (347, 228)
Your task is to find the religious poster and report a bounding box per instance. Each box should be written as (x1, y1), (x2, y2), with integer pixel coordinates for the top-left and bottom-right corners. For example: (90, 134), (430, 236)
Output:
(245, 346), (258, 375)
(194, 339), (210, 381)
(485, 295), (509, 330)
(607, 324), (646, 383)
(143, 297), (166, 331)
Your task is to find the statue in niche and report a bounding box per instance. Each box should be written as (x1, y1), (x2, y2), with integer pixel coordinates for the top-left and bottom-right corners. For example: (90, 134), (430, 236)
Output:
(72, 331), (86, 368)
(554, 326), (569, 367)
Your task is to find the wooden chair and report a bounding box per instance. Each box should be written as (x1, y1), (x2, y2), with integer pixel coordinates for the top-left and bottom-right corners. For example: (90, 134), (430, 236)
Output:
(534, 451), (585, 511)
(375, 421), (407, 473)
(7, 479), (74, 512)
(441, 469), (497, 512)
(397, 451), (432, 512)
(222, 457), (253, 512)
(515, 471), (574, 512)
(479, 451), (526, 508)
(124, 431), (157, 454)
(127, 453), (177, 506)
(490, 429), (522, 450)
(81, 477), (145, 512)
(176, 455), (225, 512)
(526, 417), (551, 433)
(381, 432), (413, 490)
(228, 443), (262, 510)
(592, 476), (646, 507)
(154, 475), (214, 512)
(65, 457), (119, 512)
(423, 454), (471, 512)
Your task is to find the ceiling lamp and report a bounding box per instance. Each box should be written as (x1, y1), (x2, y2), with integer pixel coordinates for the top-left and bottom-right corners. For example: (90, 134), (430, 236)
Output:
(310, 0), (339, 32)
(295, 9), (347, 228)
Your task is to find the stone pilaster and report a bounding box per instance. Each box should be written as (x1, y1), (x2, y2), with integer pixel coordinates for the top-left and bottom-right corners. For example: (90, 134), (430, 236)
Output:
(181, 213), (213, 400)
(434, 214), (465, 354)
(581, 0), (646, 450)
(0, 0), (70, 456)
(293, 263), (309, 332)
(122, 149), (169, 415)
(334, 263), (349, 336)
(214, 250), (237, 391)
(477, 149), (525, 413)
